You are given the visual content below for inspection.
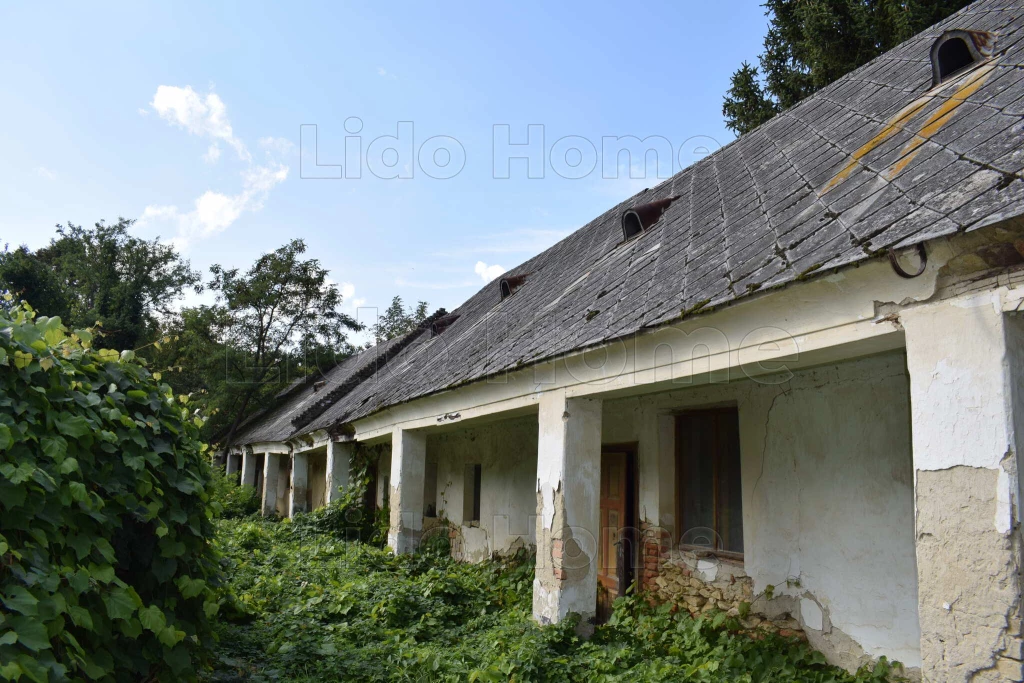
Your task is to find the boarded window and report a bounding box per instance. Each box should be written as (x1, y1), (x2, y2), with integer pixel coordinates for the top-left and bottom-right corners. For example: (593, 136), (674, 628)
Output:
(463, 464), (482, 523)
(676, 409), (743, 555)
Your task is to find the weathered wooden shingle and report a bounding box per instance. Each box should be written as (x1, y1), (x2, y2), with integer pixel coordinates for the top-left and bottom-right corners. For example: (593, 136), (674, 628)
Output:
(236, 0), (1024, 446)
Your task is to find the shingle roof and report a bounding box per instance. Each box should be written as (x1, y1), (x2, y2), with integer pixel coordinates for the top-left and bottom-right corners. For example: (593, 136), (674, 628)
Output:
(239, 0), (1024, 446)
(231, 332), (412, 444)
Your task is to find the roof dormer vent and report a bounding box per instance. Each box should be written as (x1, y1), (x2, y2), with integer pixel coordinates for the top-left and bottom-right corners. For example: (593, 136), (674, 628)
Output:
(431, 313), (460, 337)
(313, 380), (327, 393)
(621, 195), (681, 241)
(498, 273), (529, 300)
(931, 30), (995, 86)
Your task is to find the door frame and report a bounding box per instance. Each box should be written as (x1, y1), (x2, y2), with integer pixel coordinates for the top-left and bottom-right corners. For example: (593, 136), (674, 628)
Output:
(600, 442), (640, 599)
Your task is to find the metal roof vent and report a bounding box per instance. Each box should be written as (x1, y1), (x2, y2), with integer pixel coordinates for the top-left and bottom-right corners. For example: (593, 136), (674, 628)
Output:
(498, 273), (529, 300)
(931, 30), (995, 86)
(621, 196), (681, 241)
(431, 313), (460, 337)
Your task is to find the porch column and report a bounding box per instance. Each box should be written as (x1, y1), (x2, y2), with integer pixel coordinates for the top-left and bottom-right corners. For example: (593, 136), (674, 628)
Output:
(225, 451), (240, 478)
(326, 441), (353, 504)
(241, 449), (257, 488)
(290, 451), (309, 518)
(388, 428), (426, 554)
(903, 291), (1023, 681)
(261, 453), (281, 517)
(533, 391), (602, 626)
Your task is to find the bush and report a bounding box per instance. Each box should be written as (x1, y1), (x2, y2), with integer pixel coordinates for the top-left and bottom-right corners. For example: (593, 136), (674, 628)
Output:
(288, 452), (387, 547)
(211, 516), (906, 682)
(207, 467), (260, 520)
(0, 303), (220, 681)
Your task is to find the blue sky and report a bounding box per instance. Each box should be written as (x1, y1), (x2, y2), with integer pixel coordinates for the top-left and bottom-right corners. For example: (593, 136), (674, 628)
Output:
(0, 2), (769, 344)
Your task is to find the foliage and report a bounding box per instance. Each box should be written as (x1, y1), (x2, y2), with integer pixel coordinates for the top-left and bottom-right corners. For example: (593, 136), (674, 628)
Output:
(207, 239), (361, 448)
(0, 220), (201, 351)
(2, 228), (366, 446)
(207, 467), (261, 520)
(723, 0), (973, 134)
(370, 296), (429, 344)
(210, 515), (907, 682)
(722, 62), (780, 137)
(0, 302), (220, 682)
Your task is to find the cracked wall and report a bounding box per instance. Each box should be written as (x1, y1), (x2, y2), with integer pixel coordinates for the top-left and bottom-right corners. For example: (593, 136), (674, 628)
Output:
(603, 351), (921, 673)
(533, 394), (601, 626)
(916, 466), (1022, 682)
(904, 291), (1024, 682)
(426, 415), (538, 562)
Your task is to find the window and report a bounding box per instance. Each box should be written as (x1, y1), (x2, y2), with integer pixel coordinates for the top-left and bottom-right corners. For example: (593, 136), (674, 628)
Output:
(676, 409), (743, 555)
(463, 463), (481, 524)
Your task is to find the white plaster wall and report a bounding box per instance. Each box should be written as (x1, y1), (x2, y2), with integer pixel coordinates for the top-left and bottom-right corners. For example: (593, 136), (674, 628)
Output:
(602, 351), (920, 667)
(428, 416), (538, 561)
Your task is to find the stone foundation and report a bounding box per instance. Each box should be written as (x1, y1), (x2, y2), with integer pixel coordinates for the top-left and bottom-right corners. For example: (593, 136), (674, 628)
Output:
(649, 549), (806, 640)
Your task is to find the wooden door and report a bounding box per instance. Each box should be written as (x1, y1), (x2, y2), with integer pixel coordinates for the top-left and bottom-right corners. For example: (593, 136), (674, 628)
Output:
(598, 450), (630, 620)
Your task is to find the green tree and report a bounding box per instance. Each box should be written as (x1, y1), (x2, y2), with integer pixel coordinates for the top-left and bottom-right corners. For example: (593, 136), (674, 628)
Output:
(0, 219), (201, 351)
(371, 296), (430, 343)
(208, 239), (361, 448)
(0, 246), (69, 320)
(723, 0), (973, 135)
(722, 62), (780, 136)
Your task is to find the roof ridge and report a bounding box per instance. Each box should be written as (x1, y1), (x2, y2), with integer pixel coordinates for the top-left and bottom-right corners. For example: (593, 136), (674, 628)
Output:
(288, 307), (450, 433)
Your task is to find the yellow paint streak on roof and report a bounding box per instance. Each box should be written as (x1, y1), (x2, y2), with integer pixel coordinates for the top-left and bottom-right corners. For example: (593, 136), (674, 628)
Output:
(883, 62), (997, 180)
(822, 61), (997, 194)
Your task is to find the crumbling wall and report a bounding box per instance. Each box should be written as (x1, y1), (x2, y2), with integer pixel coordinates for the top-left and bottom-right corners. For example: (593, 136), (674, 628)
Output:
(915, 466), (1023, 681)
(428, 415), (538, 560)
(903, 292), (1024, 681)
(603, 351), (921, 673)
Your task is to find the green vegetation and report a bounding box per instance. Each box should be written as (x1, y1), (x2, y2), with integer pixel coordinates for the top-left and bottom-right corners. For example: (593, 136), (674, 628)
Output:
(1, 230), (427, 446)
(722, 0), (973, 134)
(370, 296), (430, 344)
(0, 303), (219, 681)
(211, 509), (905, 682)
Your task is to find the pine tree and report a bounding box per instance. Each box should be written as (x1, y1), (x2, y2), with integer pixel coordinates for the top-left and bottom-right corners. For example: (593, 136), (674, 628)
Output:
(723, 0), (973, 135)
(723, 62), (780, 136)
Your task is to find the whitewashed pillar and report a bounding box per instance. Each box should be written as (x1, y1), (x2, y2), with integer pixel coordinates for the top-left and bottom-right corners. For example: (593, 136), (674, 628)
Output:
(241, 449), (257, 488)
(388, 428), (426, 554)
(261, 453), (281, 517)
(904, 290), (1024, 681)
(290, 451), (309, 518)
(533, 391), (602, 625)
(326, 441), (353, 504)
(225, 451), (240, 478)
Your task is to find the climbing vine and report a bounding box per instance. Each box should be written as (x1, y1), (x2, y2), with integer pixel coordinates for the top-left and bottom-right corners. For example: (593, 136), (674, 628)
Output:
(0, 302), (220, 681)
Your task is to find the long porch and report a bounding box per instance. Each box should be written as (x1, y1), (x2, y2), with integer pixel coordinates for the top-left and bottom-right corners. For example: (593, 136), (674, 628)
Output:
(233, 276), (1024, 680)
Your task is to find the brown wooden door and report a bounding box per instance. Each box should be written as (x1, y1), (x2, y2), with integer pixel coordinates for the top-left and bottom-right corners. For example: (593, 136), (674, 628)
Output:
(598, 450), (629, 620)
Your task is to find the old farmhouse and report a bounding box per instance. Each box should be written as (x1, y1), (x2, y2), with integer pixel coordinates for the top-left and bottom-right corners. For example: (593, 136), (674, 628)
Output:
(226, 1), (1024, 679)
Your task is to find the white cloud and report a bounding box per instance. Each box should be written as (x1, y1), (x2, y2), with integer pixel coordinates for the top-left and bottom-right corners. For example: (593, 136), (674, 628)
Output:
(141, 163), (288, 249)
(203, 143), (221, 164)
(474, 261), (506, 282)
(339, 281), (366, 310)
(35, 166), (56, 180)
(150, 85), (250, 161)
(259, 136), (294, 156)
(376, 67), (397, 80)
(142, 85), (290, 249)
(137, 107), (149, 117)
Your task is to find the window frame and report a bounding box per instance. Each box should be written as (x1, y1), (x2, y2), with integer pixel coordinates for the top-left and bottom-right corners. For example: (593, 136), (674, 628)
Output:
(674, 407), (744, 562)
